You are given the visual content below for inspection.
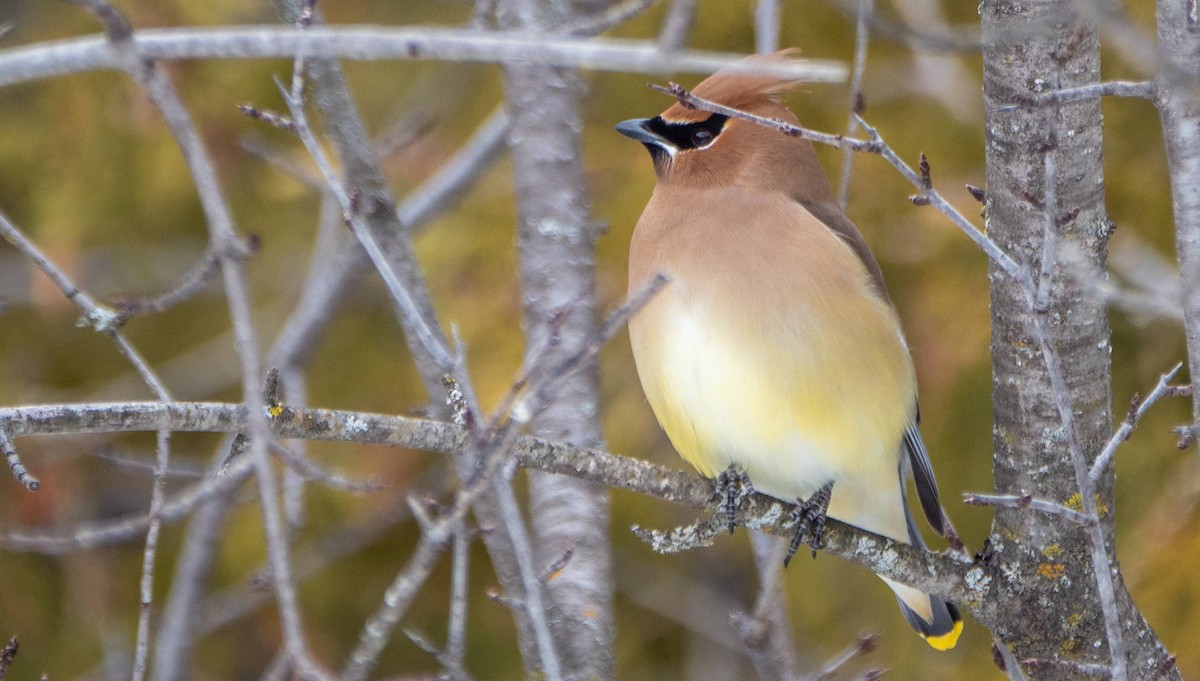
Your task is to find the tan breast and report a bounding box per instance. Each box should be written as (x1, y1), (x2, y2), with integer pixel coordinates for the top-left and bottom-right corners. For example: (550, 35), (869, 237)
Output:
(627, 185), (916, 502)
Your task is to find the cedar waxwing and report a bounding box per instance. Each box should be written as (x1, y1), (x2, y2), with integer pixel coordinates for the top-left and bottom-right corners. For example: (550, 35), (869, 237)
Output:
(617, 51), (962, 650)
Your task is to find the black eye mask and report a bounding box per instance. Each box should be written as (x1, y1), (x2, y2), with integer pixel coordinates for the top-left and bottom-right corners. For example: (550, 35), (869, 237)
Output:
(645, 114), (729, 150)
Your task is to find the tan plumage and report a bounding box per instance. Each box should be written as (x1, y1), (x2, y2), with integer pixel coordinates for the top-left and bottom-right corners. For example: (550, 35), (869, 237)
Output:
(618, 51), (961, 650)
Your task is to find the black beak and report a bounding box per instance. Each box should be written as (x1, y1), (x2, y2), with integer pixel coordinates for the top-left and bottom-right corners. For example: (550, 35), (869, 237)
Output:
(615, 118), (670, 149)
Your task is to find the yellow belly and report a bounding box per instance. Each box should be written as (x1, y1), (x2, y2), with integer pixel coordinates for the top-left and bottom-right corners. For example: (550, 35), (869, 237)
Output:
(629, 276), (915, 514)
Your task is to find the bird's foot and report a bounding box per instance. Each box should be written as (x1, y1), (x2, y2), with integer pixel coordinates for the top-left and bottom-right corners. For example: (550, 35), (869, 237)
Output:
(783, 482), (834, 567)
(714, 464), (753, 535)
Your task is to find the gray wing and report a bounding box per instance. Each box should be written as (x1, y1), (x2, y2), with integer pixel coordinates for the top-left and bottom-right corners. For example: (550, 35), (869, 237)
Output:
(902, 421), (945, 536)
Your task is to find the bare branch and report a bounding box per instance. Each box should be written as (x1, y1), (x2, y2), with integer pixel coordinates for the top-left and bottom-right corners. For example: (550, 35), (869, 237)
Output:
(1027, 309), (1127, 681)
(999, 80), (1156, 110)
(445, 520), (470, 680)
(642, 87), (1032, 290)
(198, 491), (424, 636)
(133, 428), (172, 681)
(632, 513), (725, 554)
(340, 527), (451, 681)
(0, 399), (982, 604)
(510, 274), (668, 424)
(798, 633), (878, 681)
(653, 82), (881, 153)
(96, 447), (204, 478)
(116, 247), (225, 318)
(854, 117), (1031, 286)
(239, 135), (324, 188)
(237, 103), (299, 133)
(562, 0), (657, 38)
(0, 27), (847, 88)
(963, 492), (1094, 527)
(1089, 363), (1188, 483)
(734, 533), (797, 681)
(837, 0), (874, 209)
(270, 73), (457, 379)
(1155, 0), (1200, 444)
(1, 428), (39, 493)
(0, 206), (124, 334)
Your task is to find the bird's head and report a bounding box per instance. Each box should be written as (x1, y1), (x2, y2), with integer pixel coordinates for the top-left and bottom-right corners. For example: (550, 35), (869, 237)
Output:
(616, 49), (814, 191)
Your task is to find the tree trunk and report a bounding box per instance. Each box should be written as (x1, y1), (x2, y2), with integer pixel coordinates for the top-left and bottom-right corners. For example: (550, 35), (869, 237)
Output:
(498, 1), (615, 678)
(980, 1), (1179, 678)
(1155, 0), (1200, 441)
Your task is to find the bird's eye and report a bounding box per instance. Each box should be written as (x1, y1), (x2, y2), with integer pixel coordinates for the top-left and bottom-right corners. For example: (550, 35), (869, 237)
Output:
(691, 129), (714, 146)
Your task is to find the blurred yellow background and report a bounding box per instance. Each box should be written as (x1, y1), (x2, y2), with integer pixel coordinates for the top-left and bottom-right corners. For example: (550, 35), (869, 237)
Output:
(0, 1), (1194, 679)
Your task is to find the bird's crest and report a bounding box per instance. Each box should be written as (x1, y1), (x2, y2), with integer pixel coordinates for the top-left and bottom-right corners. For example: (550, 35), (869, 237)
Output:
(662, 49), (807, 123)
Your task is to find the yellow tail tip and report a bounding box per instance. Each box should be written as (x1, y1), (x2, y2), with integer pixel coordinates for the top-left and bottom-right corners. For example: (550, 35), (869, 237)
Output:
(922, 619), (963, 651)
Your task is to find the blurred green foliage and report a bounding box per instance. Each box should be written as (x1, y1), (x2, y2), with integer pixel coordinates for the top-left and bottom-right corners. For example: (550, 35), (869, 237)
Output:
(0, 1), (1194, 680)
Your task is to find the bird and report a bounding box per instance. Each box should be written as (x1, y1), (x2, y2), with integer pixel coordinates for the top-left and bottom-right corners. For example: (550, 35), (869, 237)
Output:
(616, 50), (962, 651)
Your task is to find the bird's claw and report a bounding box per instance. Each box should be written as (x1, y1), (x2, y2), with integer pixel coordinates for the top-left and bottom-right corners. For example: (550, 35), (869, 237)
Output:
(714, 464), (753, 535)
(783, 481), (834, 567)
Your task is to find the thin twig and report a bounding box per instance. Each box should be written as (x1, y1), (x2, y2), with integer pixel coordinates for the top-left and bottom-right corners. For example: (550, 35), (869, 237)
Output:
(838, 0), (874, 209)
(998, 80), (1156, 110)
(0, 207), (123, 333)
(237, 104), (298, 133)
(963, 492), (1094, 527)
(153, 437), (241, 681)
(1, 428), (39, 492)
(272, 77), (457, 377)
(653, 82), (882, 153)
(1089, 363), (1188, 483)
(1028, 310), (1128, 681)
(239, 135), (324, 188)
(562, 0), (657, 38)
(97, 447), (205, 478)
(651, 83), (1031, 287)
(993, 638), (1028, 681)
(853, 116), (1031, 286)
(116, 247), (224, 318)
(445, 519), (470, 680)
(799, 633), (878, 681)
(341, 526), (451, 681)
(734, 533), (797, 681)
(488, 476), (564, 681)
(133, 428), (172, 681)
(338, 273), (667, 681)
(270, 442), (383, 494)
(510, 273), (669, 423)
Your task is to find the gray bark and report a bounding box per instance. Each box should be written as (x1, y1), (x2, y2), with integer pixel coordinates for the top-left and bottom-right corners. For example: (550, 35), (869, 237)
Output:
(1154, 0), (1200, 440)
(980, 1), (1179, 678)
(497, 1), (614, 678)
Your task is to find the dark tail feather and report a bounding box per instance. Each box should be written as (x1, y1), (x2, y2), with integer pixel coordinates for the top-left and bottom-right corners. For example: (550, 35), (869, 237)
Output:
(894, 482), (963, 650)
(897, 593), (963, 651)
